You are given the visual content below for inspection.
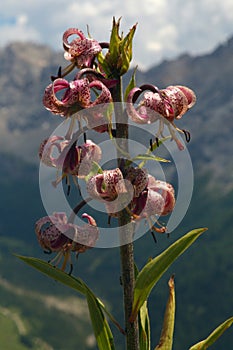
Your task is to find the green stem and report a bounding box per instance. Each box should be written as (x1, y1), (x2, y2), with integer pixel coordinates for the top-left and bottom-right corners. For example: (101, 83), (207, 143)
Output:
(111, 79), (139, 350)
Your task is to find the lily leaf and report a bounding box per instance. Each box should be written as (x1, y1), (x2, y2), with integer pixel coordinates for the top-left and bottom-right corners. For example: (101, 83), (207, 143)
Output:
(154, 275), (175, 350)
(132, 154), (170, 163)
(86, 290), (115, 350)
(139, 300), (151, 350)
(124, 66), (137, 102)
(16, 255), (124, 337)
(189, 316), (233, 350)
(130, 228), (207, 322)
(15, 255), (86, 294)
(134, 263), (151, 350)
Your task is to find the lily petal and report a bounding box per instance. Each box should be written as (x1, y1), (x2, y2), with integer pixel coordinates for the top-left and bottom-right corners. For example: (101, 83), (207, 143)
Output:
(63, 28), (102, 68)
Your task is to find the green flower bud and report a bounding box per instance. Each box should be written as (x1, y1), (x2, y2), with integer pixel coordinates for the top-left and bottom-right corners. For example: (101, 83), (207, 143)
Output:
(98, 17), (137, 78)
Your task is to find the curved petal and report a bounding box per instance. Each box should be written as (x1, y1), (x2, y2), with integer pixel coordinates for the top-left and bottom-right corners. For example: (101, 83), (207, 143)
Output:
(150, 180), (175, 216)
(127, 87), (161, 124)
(89, 80), (112, 105)
(126, 87), (151, 124)
(43, 83), (65, 115)
(61, 78), (90, 107)
(43, 78), (91, 116)
(87, 168), (124, 201)
(176, 85), (196, 109)
(63, 28), (86, 51)
(143, 189), (165, 217)
(63, 28), (101, 67)
(77, 140), (102, 177)
(39, 136), (67, 167)
(125, 167), (148, 197)
(82, 80), (112, 132)
(35, 213), (70, 252)
(62, 213), (99, 251)
(163, 86), (189, 119)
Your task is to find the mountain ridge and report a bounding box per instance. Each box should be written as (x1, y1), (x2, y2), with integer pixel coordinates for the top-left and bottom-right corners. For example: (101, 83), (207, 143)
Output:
(1, 36), (233, 188)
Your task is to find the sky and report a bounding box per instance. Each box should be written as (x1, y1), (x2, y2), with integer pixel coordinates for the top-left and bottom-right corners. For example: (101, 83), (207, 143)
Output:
(1, 0), (233, 70)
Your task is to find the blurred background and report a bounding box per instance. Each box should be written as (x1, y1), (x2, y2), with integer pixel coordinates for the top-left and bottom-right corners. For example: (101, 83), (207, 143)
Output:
(0, 1), (233, 349)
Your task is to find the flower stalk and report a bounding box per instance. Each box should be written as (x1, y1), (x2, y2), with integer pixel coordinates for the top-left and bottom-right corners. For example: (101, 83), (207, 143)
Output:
(111, 78), (140, 350)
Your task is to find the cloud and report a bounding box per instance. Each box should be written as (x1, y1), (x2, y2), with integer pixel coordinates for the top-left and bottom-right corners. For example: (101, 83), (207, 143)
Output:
(0, 0), (233, 69)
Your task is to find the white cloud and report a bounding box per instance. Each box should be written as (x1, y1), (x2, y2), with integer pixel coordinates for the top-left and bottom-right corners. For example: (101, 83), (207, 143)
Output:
(17, 14), (28, 26)
(0, 0), (233, 69)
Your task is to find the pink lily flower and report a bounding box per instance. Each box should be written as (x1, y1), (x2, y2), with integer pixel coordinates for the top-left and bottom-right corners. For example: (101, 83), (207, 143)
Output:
(39, 137), (102, 183)
(63, 28), (102, 68)
(127, 85), (196, 150)
(35, 212), (99, 272)
(130, 175), (175, 232)
(87, 167), (149, 217)
(43, 77), (113, 132)
(86, 168), (126, 202)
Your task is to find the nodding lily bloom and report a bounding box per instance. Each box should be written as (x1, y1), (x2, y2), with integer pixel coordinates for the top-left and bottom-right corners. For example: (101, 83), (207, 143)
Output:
(43, 77), (113, 131)
(126, 84), (196, 150)
(87, 168), (134, 217)
(87, 168), (127, 202)
(63, 28), (102, 68)
(39, 137), (102, 185)
(106, 167), (148, 217)
(130, 175), (175, 232)
(43, 77), (91, 116)
(124, 167), (148, 198)
(35, 212), (99, 272)
(87, 167), (149, 217)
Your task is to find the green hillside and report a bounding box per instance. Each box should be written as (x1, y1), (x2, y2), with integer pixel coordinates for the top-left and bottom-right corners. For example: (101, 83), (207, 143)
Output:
(0, 157), (232, 349)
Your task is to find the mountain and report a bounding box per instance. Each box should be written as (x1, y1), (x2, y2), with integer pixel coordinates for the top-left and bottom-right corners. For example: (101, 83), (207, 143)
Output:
(135, 36), (233, 191)
(1, 38), (233, 186)
(0, 37), (233, 349)
(0, 42), (62, 162)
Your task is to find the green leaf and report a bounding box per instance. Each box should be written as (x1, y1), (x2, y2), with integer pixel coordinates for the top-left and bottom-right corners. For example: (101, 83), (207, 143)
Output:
(84, 161), (103, 182)
(108, 17), (121, 64)
(132, 154), (170, 164)
(154, 275), (176, 350)
(119, 22), (137, 75)
(130, 228), (207, 322)
(134, 262), (151, 350)
(15, 255), (86, 294)
(189, 317), (233, 350)
(97, 298), (125, 336)
(16, 255), (123, 344)
(139, 300), (151, 350)
(99, 17), (136, 77)
(86, 290), (115, 350)
(124, 66), (137, 102)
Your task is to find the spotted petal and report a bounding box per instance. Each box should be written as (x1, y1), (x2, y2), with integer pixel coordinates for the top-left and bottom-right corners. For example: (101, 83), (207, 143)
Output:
(87, 168), (126, 201)
(43, 78), (90, 116)
(63, 28), (102, 68)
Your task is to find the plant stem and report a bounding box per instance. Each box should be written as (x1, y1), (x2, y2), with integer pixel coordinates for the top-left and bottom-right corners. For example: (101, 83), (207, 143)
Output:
(111, 79), (140, 350)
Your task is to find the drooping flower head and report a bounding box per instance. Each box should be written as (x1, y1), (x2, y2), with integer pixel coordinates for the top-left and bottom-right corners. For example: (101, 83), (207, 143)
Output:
(130, 175), (175, 233)
(35, 212), (99, 272)
(63, 28), (102, 68)
(87, 167), (150, 218)
(43, 77), (90, 117)
(43, 75), (113, 132)
(39, 137), (102, 186)
(127, 84), (196, 150)
(87, 168), (126, 202)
